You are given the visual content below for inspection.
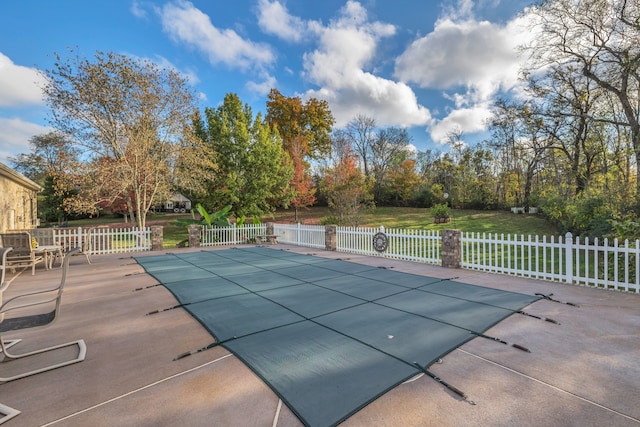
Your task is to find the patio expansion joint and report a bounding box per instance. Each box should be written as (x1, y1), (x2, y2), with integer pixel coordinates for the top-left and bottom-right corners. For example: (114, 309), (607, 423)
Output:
(456, 348), (640, 424)
(39, 353), (234, 427)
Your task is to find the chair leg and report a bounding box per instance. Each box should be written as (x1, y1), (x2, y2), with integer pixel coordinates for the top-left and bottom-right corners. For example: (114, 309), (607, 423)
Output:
(0, 403), (20, 425)
(0, 336), (87, 382)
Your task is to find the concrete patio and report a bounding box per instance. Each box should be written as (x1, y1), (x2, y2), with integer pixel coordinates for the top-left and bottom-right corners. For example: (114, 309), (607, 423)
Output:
(1, 244), (639, 426)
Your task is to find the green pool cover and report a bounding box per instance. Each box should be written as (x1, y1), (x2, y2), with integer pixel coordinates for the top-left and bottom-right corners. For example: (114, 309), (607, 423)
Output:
(136, 247), (540, 427)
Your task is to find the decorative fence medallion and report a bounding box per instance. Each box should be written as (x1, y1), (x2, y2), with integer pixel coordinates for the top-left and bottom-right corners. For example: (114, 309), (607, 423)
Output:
(373, 232), (388, 252)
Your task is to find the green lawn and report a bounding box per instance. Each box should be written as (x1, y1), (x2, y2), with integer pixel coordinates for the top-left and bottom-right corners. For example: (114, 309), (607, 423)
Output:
(58, 207), (559, 249)
(272, 207), (559, 237)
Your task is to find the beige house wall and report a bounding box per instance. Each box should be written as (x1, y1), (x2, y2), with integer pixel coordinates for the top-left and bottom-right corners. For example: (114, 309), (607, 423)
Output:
(0, 161), (42, 233)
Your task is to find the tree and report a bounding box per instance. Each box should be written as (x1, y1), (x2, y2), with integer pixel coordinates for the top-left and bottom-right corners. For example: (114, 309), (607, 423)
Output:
(10, 131), (81, 224)
(387, 159), (422, 204)
(319, 146), (373, 226)
(488, 99), (552, 210)
(341, 114), (413, 204)
(369, 127), (412, 203)
(196, 93), (294, 217)
(527, 0), (640, 207)
(289, 136), (316, 222)
(41, 50), (209, 227)
(266, 88), (334, 160)
(345, 114), (377, 177)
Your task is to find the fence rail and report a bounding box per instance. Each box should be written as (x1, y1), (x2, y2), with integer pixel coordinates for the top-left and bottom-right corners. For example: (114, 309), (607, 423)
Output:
(337, 226), (441, 263)
(274, 223), (325, 248)
(51, 226), (152, 254)
(18, 221), (638, 293)
(201, 223), (639, 293)
(461, 232), (640, 293)
(200, 224), (266, 246)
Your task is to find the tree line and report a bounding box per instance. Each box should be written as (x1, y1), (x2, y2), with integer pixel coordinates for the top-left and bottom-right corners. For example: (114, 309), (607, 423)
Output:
(10, 0), (640, 239)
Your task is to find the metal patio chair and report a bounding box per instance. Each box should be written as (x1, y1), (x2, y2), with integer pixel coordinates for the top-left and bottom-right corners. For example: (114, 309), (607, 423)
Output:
(0, 248), (87, 382)
(0, 248), (11, 291)
(0, 232), (44, 276)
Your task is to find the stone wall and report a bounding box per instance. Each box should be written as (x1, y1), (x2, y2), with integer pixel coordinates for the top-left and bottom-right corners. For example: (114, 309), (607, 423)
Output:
(0, 163), (41, 233)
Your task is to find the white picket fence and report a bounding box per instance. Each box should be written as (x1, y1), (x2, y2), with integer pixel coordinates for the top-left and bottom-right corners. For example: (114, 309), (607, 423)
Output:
(274, 223), (326, 248)
(200, 224), (267, 246)
(51, 226), (152, 254)
(336, 226), (441, 263)
(462, 232), (640, 293)
(39, 222), (638, 293)
(275, 224), (639, 293)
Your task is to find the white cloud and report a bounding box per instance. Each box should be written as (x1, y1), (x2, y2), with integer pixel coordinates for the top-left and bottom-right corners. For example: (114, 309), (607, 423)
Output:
(0, 118), (50, 164)
(160, 0), (275, 70)
(130, 0), (148, 19)
(428, 105), (493, 143)
(256, 0), (310, 43)
(297, 1), (432, 128)
(394, 12), (533, 143)
(246, 74), (277, 96)
(0, 52), (47, 108)
(395, 18), (522, 95)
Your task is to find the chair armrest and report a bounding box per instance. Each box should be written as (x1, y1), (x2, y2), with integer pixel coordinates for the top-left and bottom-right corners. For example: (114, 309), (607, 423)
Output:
(0, 288), (60, 315)
(0, 247), (12, 263)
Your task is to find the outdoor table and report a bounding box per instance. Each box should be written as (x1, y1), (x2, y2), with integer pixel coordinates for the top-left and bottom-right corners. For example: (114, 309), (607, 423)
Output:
(34, 245), (64, 269)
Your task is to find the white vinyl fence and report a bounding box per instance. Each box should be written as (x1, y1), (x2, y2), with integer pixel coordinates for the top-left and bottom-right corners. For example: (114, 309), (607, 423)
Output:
(200, 224), (266, 246)
(204, 223), (639, 293)
(337, 226), (441, 263)
(52, 226), (152, 255)
(41, 220), (627, 294)
(274, 223), (326, 249)
(461, 232), (640, 293)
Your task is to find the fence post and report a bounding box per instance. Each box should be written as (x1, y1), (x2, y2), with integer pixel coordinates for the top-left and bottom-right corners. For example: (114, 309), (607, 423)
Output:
(441, 229), (461, 268)
(325, 225), (337, 251)
(77, 226), (83, 251)
(564, 232), (573, 284)
(150, 226), (163, 251)
(189, 224), (202, 248)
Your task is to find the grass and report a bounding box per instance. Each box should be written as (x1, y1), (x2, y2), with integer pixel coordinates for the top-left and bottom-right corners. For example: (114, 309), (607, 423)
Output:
(271, 206), (559, 237)
(57, 206), (559, 249)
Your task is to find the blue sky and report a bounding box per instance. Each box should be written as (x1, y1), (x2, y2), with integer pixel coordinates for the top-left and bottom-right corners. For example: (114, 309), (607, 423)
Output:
(0, 0), (536, 163)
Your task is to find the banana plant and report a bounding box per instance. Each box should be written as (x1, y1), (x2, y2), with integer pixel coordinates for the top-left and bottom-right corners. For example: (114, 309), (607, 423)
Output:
(174, 203), (233, 228)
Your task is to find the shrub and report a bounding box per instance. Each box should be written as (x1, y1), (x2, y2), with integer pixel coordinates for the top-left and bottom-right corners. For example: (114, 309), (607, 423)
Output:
(430, 203), (451, 218)
(320, 215), (342, 226)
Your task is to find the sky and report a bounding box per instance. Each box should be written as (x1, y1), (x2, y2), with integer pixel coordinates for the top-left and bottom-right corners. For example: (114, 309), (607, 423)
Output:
(0, 0), (537, 164)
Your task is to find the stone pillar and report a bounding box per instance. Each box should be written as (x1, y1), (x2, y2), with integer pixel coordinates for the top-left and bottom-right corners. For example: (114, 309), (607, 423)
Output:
(441, 229), (461, 268)
(188, 224), (201, 248)
(150, 226), (164, 251)
(325, 225), (337, 251)
(266, 222), (275, 236)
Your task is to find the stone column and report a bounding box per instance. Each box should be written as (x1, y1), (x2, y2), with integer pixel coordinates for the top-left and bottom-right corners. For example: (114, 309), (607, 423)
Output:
(188, 224), (201, 248)
(266, 222), (275, 236)
(150, 226), (164, 251)
(441, 229), (461, 268)
(325, 225), (337, 251)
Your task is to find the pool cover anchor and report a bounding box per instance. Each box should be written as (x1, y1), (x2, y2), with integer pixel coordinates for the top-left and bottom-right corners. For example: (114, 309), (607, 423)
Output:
(517, 310), (560, 325)
(173, 337), (237, 361)
(132, 283), (161, 292)
(146, 301), (191, 315)
(469, 331), (531, 353)
(413, 362), (476, 405)
(535, 292), (580, 307)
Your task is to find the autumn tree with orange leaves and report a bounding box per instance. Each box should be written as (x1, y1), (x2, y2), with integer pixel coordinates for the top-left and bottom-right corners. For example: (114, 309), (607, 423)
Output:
(266, 89), (334, 218)
(319, 146), (373, 226)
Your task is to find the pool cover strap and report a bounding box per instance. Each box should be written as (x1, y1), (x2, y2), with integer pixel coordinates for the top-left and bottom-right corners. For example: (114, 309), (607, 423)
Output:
(135, 247), (541, 427)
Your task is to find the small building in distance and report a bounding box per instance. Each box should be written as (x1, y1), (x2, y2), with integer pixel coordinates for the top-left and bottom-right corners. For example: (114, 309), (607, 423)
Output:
(163, 193), (191, 213)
